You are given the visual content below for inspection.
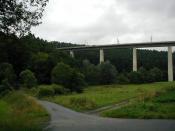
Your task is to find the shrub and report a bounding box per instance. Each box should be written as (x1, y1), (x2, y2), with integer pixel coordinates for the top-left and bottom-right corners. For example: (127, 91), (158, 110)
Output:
(98, 61), (118, 84)
(51, 62), (86, 93)
(52, 84), (69, 95)
(117, 74), (130, 84)
(82, 60), (100, 85)
(0, 63), (16, 87)
(19, 69), (37, 88)
(128, 71), (142, 84)
(149, 67), (163, 82)
(138, 67), (149, 83)
(38, 86), (55, 97)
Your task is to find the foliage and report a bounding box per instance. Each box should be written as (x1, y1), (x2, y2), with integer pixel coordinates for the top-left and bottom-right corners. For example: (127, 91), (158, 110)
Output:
(52, 84), (69, 95)
(82, 60), (100, 85)
(101, 89), (175, 119)
(98, 61), (118, 84)
(0, 63), (16, 91)
(19, 69), (37, 88)
(38, 86), (55, 97)
(0, 0), (48, 36)
(51, 82), (175, 111)
(37, 84), (69, 97)
(51, 62), (86, 93)
(31, 52), (53, 84)
(0, 92), (49, 131)
(149, 67), (163, 82)
(128, 71), (142, 84)
(117, 74), (130, 84)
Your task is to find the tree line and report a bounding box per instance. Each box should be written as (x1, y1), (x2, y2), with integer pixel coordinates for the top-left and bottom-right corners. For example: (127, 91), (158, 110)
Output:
(0, 32), (172, 95)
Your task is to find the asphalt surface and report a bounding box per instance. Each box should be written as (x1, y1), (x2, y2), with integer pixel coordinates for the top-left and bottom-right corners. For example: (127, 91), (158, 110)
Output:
(39, 100), (175, 131)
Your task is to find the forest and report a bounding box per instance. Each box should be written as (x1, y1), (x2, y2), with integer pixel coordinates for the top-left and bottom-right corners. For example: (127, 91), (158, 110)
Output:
(0, 31), (174, 94)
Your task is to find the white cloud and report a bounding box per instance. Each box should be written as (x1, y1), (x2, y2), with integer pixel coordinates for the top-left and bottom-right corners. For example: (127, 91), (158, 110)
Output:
(31, 0), (175, 45)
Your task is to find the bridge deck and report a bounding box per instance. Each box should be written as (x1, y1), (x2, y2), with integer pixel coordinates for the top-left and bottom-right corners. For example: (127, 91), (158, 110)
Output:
(57, 41), (175, 50)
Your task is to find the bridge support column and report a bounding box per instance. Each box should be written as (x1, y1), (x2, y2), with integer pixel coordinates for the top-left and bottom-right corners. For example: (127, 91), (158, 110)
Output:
(70, 50), (74, 58)
(133, 47), (137, 71)
(100, 49), (104, 64)
(168, 46), (173, 81)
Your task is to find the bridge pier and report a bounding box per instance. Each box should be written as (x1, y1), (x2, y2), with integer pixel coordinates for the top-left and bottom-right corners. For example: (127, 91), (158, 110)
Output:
(70, 50), (74, 58)
(133, 47), (137, 71)
(168, 46), (173, 81)
(100, 49), (104, 64)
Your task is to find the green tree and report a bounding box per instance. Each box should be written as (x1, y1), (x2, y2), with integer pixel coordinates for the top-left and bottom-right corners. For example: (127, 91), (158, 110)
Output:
(51, 62), (86, 93)
(0, 0), (48, 36)
(0, 63), (16, 86)
(98, 61), (118, 84)
(82, 60), (99, 85)
(128, 71), (142, 84)
(149, 67), (163, 82)
(31, 52), (53, 84)
(19, 69), (37, 88)
(117, 73), (130, 84)
(138, 67), (149, 83)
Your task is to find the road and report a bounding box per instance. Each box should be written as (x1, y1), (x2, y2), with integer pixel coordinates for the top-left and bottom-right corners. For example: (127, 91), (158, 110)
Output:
(39, 100), (175, 131)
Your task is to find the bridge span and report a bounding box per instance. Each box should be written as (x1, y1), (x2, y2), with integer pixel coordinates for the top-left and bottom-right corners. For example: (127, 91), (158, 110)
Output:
(57, 41), (175, 82)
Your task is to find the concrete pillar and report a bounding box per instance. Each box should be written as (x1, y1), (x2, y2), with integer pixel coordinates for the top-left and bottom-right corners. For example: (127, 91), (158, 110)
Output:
(168, 46), (173, 81)
(70, 50), (74, 58)
(133, 47), (137, 71)
(100, 49), (104, 64)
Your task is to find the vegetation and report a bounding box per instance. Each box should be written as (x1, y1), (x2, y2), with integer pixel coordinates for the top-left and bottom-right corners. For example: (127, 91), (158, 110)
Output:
(47, 82), (175, 111)
(20, 69), (37, 88)
(0, 91), (49, 131)
(52, 62), (86, 93)
(0, 0), (48, 36)
(101, 88), (175, 119)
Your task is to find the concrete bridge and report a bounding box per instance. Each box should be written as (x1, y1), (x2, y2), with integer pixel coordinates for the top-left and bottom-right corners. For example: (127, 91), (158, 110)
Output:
(58, 41), (175, 82)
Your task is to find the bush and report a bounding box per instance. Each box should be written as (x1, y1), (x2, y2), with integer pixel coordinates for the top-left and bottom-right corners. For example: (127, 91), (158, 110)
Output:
(98, 61), (118, 84)
(52, 84), (69, 95)
(149, 67), (163, 82)
(51, 62), (86, 93)
(38, 86), (55, 97)
(117, 74), (130, 84)
(138, 67), (149, 83)
(0, 63), (16, 87)
(19, 69), (37, 88)
(82, 60), (100, 85)
(128, 71), (142, 84)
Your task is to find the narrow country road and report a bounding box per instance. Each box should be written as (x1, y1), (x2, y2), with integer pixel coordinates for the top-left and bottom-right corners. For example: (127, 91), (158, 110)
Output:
(39, 100), (175, 131)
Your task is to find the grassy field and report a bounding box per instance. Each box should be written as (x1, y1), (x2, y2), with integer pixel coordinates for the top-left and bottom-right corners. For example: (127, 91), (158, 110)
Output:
(48, 82), (175, 111)
(0, 91), (49, 131)
(101, 89), (175, 119)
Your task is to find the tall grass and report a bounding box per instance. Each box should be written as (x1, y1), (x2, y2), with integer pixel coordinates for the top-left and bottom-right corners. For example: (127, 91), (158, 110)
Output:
(0, 91), (49, 131)
(51, 82), (175, 111)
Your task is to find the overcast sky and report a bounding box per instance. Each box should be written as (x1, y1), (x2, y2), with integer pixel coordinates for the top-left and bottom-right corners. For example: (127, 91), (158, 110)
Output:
(31, 0), (175, 46)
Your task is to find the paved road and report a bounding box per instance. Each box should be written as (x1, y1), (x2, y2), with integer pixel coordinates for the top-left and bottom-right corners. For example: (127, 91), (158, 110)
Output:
(39, 100), (175, 131)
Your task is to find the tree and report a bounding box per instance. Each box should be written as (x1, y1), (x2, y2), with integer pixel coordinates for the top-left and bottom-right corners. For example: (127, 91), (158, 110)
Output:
(0, 63), (16, 93)
(149, 67), (163, 82)
(128, 71), (142, 84)
(117, 73), (130, 84)
(31, 52), (53, 84)
(19, 69), (37, 88)
(0, 0), (48, 36)
(0, 63), (16, 86)
(51, 62), (86, 93)
(82, 60), (100, 85)
(98, 61), (118, 84)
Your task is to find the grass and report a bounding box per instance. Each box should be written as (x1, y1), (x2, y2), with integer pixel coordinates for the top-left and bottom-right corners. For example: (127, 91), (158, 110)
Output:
(101, 89), (175, 119)
(0, 91), (49, 131)
(46, 82), (175, 111)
